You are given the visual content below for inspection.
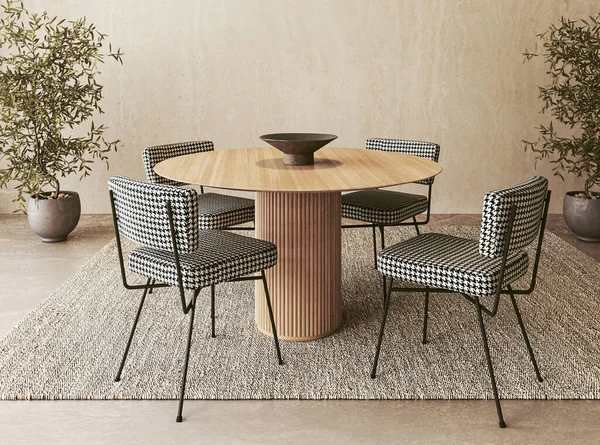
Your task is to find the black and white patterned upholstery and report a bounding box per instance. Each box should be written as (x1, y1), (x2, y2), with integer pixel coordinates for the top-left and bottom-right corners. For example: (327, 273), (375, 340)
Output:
(479, 176), (548, 258)
(109, 176), (276, 288)
(142, 140), (255, 229)
(376, 177), (548, 296)
(341, 138), (439, 225)
(108, 176), (199, 254)
(365, 138), (440, 185)
(129, 230), (277, 289)
(197, 193), (255, 230)
(342, 190), (428, 225)
(142, 141), (214, 186)
(377, 233), (529, 297)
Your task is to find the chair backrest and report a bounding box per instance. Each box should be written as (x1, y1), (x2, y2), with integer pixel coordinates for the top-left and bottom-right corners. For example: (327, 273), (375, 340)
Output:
(479, 176), (548, 258)
(142, 141), (214, 186)
(366, 138), (441, 185)
(108, 176), (199, 254)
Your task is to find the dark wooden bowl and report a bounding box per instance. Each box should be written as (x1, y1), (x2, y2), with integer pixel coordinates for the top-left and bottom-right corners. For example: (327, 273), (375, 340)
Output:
(260, 133), (338, 165)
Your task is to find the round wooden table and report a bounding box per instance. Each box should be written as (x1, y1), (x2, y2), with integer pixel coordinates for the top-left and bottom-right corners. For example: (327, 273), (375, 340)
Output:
(155, 147), (442, 341)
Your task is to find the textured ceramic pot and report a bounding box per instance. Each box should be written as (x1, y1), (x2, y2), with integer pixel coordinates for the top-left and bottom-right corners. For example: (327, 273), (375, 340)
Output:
(260, 133), (338, 165)
(27, 191), (81, 242)
(563, 191), (600, 242)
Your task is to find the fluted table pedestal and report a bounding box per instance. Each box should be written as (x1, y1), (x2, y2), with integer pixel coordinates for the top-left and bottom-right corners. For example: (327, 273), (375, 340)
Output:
(255, 191), (342, 341)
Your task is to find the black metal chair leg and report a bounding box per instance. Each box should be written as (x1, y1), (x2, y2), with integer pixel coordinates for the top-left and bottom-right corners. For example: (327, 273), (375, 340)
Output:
(210, 284), (216, 338)
(261, 271), (283, 365)
(371, 277), (393, 379)
(372, 224), (378, 268)
(372, 225), (386, 268)
(176, 288), (201, 423)
(474, 295), (506, 428)
(507, 285), (543, 382)
(148, 278), (155, 294)
(382, 275), (387, 305)
(413, 216), (420, 236)
(115, 278), (151, 382)
(422, 286), (429, 344)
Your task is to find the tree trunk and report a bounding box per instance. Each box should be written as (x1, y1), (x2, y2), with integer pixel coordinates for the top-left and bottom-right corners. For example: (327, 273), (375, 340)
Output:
(584, 171), (598, 199)
(49, 176), (60, 198)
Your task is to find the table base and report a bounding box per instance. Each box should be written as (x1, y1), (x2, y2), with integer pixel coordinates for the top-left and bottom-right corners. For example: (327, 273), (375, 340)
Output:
(255, 191), (342, 341)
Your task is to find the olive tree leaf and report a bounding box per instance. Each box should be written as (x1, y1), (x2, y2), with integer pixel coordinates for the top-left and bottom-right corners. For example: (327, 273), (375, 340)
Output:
(524, 12), (600, 197)
(0, 0), (124, 212)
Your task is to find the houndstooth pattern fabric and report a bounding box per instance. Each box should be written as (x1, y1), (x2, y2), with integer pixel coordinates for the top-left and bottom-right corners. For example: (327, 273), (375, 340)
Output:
(366, 138), (440, 185)
(128, 230), (277, 289)
(108, 176), (199, 254)
(341, 190), (428, 225)
(197, 193), (255, 229)
(142, 141), (214, 186)
(479, 176), (548, 258)
(377, 233), (529, 297)
(142, 140), (255, 228)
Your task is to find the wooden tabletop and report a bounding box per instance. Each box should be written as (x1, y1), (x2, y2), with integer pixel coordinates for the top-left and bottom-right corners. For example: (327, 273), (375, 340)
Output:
(154, 147), (442, 193)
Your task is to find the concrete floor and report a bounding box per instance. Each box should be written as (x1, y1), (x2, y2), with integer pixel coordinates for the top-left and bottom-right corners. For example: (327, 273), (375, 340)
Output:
(0, 214), (599, 445)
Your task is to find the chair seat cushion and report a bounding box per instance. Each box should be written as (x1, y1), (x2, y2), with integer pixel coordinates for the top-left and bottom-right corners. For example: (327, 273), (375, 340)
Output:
(198, 193), (254, 229)
(129, 230), (276, 289)
(377, 233), (529, 297)
(341, 190), (428, 225)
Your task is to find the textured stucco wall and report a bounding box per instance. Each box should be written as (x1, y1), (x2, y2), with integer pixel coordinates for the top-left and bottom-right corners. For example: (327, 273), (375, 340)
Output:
(0, 0), (595, 213)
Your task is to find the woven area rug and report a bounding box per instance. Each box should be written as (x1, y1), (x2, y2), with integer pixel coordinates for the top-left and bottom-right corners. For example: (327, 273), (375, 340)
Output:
(1, 226), (599, 401)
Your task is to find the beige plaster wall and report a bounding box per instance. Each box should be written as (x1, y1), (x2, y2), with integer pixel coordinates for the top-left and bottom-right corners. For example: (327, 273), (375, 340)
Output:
(0, 0), (595, 214)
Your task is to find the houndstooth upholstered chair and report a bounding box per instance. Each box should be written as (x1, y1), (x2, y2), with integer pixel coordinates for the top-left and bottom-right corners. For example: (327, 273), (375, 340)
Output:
(370, 176), (551, 428)
(342, 138), (441, 265)
(142, 141), (255, 230)
(108, 176), (282, 423)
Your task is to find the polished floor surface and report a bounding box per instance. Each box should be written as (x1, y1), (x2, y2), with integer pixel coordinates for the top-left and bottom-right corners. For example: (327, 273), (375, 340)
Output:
(1, 214), (599, 444)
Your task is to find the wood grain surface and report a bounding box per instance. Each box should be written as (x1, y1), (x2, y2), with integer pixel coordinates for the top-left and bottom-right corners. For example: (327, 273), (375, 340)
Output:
(154, 147), (442, 193)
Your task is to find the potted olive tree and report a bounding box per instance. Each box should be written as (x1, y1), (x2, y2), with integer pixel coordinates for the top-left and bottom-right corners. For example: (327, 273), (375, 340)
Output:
(524, 13), (600, 242)
(0, 0), (123, 242)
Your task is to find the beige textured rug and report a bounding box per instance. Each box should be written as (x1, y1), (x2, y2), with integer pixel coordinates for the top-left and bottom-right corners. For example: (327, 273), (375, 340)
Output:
(0, 226), (599, 401)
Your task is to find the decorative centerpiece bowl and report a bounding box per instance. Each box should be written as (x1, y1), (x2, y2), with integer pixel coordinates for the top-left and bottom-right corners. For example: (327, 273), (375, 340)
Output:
(260, 133), (338, 166)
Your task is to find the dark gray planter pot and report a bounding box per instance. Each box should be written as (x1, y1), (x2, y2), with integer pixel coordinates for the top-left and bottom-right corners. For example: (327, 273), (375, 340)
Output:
(27, 191), (81, 242)
(563, 191), (600, 242)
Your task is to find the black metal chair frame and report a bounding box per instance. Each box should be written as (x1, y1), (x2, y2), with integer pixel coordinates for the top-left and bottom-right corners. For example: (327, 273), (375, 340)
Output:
(370, 190), (551, 429)
(109, 191), (282, 423)
(342, 184), (433, 265)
